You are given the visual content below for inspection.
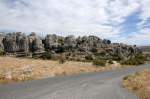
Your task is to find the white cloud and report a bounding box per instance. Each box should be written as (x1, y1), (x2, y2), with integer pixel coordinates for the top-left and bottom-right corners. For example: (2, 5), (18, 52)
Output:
(112, 28), (150, 45)
(0, 0), (149, 45)
(139, 0), (150, 20)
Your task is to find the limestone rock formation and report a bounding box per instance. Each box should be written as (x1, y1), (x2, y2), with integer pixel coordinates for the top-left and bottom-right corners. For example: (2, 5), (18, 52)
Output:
(3, 32), (29, 56)
(16, 32), (29, 53)
(3, 33), (17, 53)
(28, 32), (45, 56)
(0, 32), (141, 60)
(45, 34), (61, 49)
(64, 35), (76, 48)
(0, 33), (4, 50)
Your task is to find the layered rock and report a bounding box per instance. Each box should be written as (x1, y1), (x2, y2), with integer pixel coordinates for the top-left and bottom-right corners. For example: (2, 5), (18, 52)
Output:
(3, 32), (29, 56)
(0, 33), (4, 50)
(28, 32), (45, 56)
(0, 32), (141, 60)
(16, 32), (29, 52)
(64, 35), (76, 48)
(45, 34), (61, 49)
(3, 33), (17, 53)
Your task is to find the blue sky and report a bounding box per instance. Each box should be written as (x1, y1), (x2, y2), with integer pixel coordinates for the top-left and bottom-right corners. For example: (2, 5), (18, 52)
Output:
(0, 0), (150, 45)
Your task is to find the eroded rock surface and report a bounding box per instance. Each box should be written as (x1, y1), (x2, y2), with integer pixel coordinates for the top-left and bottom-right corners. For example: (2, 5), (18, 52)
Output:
(0, 32), (141, 59)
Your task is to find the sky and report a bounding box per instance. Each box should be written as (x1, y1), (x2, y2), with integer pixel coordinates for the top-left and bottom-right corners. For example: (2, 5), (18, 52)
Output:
(0, 0), (150, 45)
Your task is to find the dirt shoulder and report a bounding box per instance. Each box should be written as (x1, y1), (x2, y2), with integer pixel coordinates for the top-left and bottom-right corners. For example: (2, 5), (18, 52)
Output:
(123, 69), (150, 99)
(0, 56), (121, 84)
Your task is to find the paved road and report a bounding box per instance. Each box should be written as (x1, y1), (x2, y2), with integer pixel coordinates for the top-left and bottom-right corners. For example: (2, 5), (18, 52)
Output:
(0, 64), (149, 99)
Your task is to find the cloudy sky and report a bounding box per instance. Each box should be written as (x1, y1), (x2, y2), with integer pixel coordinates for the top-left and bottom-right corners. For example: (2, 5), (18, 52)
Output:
(0, 0), (150, 45)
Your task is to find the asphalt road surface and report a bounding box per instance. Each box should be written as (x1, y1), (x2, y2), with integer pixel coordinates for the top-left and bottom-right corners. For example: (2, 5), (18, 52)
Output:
(0, 64), (149, 99)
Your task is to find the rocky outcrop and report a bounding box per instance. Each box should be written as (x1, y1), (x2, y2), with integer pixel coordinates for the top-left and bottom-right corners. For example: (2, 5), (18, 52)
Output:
(3, 33), (29, 56)
(3, 33), (17, 53)
(45, 34), (62, 49)
(64, 35), (76, 48)
(16, 32), (29, 52)
(0, 32), (141, 60)
(0, 33), (4, 50)
(28, 32), (45, 56)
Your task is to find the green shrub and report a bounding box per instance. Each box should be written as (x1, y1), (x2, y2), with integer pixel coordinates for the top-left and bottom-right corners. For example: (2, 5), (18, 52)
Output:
(112, 55), (122, 61)
(0, 48), (4, 56)
(93, 59), (106, 67)
(120, 54), (145, 65)
(85, 55), (93, 60)
(91, 48), (98, 53)
(123, 75), (130, 80)
(108, 59), (113, 64)
(41, 51), (52, 59)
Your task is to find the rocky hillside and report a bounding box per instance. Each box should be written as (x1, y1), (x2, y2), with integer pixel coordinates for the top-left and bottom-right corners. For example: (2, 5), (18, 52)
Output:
(0, 32), (141, 61)
(139, 46), (150, 53)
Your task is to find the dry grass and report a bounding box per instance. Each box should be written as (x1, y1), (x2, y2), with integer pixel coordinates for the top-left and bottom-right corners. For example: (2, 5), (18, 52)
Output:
(123, 69), (150, 99)
(0, 56), (121, 84)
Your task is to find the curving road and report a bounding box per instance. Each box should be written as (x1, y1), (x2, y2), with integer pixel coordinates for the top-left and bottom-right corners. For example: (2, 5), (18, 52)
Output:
(0, 64), (149, 99)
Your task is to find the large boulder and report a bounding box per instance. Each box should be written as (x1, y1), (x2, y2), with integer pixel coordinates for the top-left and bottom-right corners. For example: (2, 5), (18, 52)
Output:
(16, 32), (29, 52)
(76, 36), (104, 52)
(28, 32), (45, 55)
(3, 33), (17, 53)
(0, 33), (4, 50)
(45, 34), (60, 49)
(64, 35), (77, 48)
(45, 34), (65, 53)
(3, 32), (29, 56)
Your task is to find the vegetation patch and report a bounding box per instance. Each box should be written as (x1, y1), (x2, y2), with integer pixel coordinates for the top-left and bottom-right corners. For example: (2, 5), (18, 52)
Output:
(120, 54), (146, 65)
(93, 59), (106, 67)
(41, 51), (52, 60)
(0, 48), (5, 56)
(0, 57), (122, 84)
(123, 69), (150, 99)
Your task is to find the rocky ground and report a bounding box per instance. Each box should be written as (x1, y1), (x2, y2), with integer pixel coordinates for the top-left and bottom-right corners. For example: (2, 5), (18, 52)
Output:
(123, 69), (150, 99)
(0, 56), (121, 84)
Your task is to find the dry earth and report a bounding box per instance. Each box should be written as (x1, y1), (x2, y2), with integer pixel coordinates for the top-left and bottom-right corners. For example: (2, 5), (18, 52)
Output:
(123, 69), (150, 99)
(0, 56), (121, 84)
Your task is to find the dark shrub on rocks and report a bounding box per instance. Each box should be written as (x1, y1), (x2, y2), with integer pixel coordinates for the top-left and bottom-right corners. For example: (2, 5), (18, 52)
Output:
(120, 54), (145, 65)
(85, 55), (93, 61)
(108, 59), (113, 64)
(0, 48), (4, 56)
(93, 59), (106, 67)
(41, 51), (52, 60)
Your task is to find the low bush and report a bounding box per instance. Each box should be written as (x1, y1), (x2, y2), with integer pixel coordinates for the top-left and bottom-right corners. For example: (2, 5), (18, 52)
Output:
(93, 59), (106, 67)
(120, 54), (145, 65)
(85, 55), (93, 61)
(108, 59), (113, 64)
(41, 51), (52, 59)
(90, 48), (98, 53)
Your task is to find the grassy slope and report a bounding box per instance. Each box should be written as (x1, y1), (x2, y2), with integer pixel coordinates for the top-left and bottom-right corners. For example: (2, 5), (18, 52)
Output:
(123, 69), (150, 99)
